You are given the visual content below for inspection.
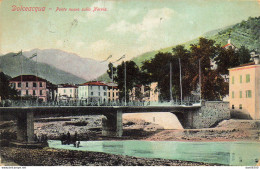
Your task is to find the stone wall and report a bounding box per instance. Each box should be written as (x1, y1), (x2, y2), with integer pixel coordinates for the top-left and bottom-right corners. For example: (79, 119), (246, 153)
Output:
(190, 101), (230, 129)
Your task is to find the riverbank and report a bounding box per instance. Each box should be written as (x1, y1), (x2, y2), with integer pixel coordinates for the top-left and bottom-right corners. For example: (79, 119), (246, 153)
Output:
(32, 117), (260, 142)
(0, 147), (215, 166)
(144, 119), (260, 142)
(1, 118), (259, 166)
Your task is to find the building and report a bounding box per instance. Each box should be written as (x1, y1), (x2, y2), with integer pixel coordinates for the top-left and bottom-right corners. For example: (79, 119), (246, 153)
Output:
(106, 82), (119, 102)
(223, 38), (238, 51)
(129, 82), (159, 102)
(78, 81), (108, 103)
(57, 84), (78, 101)
(229, 55), (260, 120)
(9, 75), (51, 102)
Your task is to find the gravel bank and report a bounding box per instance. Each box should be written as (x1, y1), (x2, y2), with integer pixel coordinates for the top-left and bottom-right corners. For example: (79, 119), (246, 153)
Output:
(0, 147), (215, 166)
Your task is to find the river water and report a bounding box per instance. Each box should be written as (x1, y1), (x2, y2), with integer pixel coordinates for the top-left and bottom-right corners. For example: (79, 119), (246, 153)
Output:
(48, 140), (260, 166)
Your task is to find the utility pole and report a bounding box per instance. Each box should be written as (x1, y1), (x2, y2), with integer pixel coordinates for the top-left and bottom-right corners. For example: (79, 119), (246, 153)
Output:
(179, 58), (183, 105)
(20, 50), (23, 102)
(170, 62), (173, 104)
(199, 59), (202, 103)
(124, 60), (127, 106)
(36, 53), (38, 104)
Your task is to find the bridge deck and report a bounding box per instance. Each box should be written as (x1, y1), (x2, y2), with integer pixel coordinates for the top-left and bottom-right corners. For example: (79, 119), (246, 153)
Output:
(0, 106), (201, 118)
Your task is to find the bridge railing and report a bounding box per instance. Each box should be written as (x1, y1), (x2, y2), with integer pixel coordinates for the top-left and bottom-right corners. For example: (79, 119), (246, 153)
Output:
(0, 99), (200, 107)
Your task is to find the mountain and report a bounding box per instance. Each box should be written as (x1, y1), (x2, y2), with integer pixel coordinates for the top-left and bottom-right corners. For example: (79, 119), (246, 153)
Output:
(98, 16), (260, 81)
(22, 49), (108, 81)
(0, 53), (86, 84)
(132, 16), (260, 67)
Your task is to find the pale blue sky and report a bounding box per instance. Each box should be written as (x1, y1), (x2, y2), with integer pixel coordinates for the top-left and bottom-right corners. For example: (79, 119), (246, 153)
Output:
(0, 0), (259, 61)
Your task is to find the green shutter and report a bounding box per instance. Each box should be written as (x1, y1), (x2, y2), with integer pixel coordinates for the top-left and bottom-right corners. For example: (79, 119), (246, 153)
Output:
(246, 74), (250, 83)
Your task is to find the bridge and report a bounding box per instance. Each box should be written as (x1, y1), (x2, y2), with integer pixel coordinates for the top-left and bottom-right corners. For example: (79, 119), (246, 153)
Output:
(0, 101), (230, 143)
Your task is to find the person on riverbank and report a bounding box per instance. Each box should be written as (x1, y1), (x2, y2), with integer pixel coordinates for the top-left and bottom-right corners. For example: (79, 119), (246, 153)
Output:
(60, 133), (66, 145)
(76, 141), (80, 148)
(67, 132), (71, 145)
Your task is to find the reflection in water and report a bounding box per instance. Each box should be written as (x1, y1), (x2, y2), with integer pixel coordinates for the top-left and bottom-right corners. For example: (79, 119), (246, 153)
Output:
(102, 143), (124, 154)
(48, 140), (260, 166)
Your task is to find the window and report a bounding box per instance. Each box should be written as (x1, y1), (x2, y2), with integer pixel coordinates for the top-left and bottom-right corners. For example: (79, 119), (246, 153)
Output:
(40, 82), (42, 87)
(116, 92), (119, 96)
(26, 82), (28, 87)
(104, 92), (107, 96)
(103, 86), (106, 90)
(240, 91), (242, 98)
(246, 74), (250, 83)
(232, 105), (234, 109)
(40, 90), (43, 95)
(13, 83), (16, 88)
(64, 89), (66, 93)
(246, 90), (252, 98)
(98, 86), (100, 90)
(90, 86), (93, 90)
(232, 91), (234, 99)
(239, 104), (242, 109)
(26, 90), (29, 95)
(33, 90), (36, 95)
(232, 76), (234, 84)
(33, 82), (37, 87)
(98, 92), (100, 96)
(18, 83), (21, 87)
(91, 92), (93, 96)
(240, 75), (242, 83)
(70, 89), (72, 93)
(108, 92), (110, 97)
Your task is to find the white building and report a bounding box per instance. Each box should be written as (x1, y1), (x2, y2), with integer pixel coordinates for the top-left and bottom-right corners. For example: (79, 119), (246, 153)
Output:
(78, 81), (108, 103)
(57, 84), (78, 101)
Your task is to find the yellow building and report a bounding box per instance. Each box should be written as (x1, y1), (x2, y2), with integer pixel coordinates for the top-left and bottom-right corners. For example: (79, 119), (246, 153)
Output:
(129, 82), (159, 102)
(229, 57), (260, 120)
(106, 82), (119, 102)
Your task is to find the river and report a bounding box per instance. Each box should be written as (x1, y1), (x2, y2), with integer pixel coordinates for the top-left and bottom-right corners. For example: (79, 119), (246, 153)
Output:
(48, 140), (260, 166)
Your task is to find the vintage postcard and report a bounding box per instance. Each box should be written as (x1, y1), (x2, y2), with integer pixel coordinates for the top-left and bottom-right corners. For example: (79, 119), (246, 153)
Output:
(0, 0), (260, 167)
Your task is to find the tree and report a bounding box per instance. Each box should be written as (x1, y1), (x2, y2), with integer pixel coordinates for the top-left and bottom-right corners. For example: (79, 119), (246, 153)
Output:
(190, 38), (218, 74)
(113, 61), (141, 101)
(142, 52), (179, 101)
(190, 38), (228, 100)
(0, 72), (17, 100)
(172, 45), (194, 98)
(107, 62), (117, 81)
(214, 45), (251, 75)
(238, 46), (251, 64)
(214, 46), (240, 75)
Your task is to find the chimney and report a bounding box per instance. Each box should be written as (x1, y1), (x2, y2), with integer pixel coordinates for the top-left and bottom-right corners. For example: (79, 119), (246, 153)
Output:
(254, 55), (259, 65)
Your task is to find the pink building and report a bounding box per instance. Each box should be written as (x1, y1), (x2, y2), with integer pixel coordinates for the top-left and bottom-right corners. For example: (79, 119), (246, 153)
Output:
(9, 75), (50, 102)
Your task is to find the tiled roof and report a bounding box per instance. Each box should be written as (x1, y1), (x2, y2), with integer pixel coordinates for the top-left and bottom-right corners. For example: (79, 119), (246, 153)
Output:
(235, 62), (255, 68)
(229, 62), (256, 70)
(9, 75), (47, 82)
(58, 84), (78, 88)
(223, 43), (236, 49)
(80, 81), (107, 86)
(106, 82), (118, 87)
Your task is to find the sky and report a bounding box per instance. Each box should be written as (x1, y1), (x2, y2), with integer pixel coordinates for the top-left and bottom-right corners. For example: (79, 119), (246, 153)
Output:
(0, 0), (260, 61)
